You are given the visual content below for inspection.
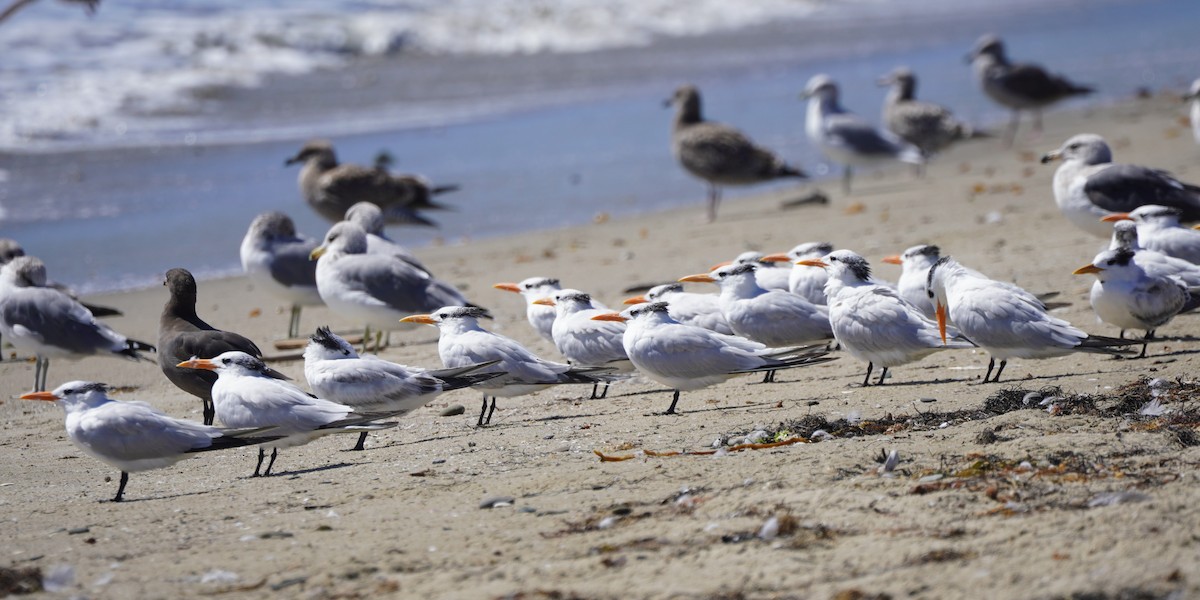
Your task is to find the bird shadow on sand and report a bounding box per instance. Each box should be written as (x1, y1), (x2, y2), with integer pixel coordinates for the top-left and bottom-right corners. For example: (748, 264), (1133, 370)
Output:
(373, 431), (474, 449)
(114, 489), (217, 504)
(254, 461), (358, 478)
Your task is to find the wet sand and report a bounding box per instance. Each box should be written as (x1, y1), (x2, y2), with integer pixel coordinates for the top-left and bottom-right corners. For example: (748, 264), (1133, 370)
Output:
(1, 92), (1198, 598)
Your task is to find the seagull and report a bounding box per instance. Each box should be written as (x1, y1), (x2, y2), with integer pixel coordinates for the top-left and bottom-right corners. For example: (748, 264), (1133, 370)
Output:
(0, 256), (155, 392)
(1102, 205), (1200, 264)
(592, 302), (834, 414)
(882, 244), (944, 319)
(680, 263), (832, 382)
(926, 256), (1133, 383)
(303, 326), (502, 450)
(285, 139), (457, 226)
(342, 201), (430, 273)
(1042, 134), (1200, 237)
(311, 221), (479, 352)
(622, 283), (733, 335)
(177, 351), (399, 476)
(0, 238), (122, 318)
(1107, 220), (1200, 288)
(802, 74), (923, 194)
(400, 306), (615, 427)
(666, 84), (806, 222)
(537, 289), (632, 399)
(492, 277), (563, 343)
(158, 268), (269, 426)
(711, 251), (792, 292)
(1186, 79), (1200, 145)
(878, 67), (982, 165)
(239, 212), (323, 339)
(798, 250), (972, 385)
(1074, 248), (1195, 358)
(968, 34), (1093, 146)
(761, 242), (836, 305)
(19, 381), (280, 502)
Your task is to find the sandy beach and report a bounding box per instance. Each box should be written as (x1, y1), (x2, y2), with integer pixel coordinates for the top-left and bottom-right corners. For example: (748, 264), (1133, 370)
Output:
(2, 92), (1199, 599)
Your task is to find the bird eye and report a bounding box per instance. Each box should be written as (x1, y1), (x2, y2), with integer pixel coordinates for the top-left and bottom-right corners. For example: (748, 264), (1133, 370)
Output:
(1068, 143), (1080, 150)
(222, 358), (231, 364)
(926, 290), (934, 298)
(1106, 260), (1115, 266)
(63, 388), (74, 395)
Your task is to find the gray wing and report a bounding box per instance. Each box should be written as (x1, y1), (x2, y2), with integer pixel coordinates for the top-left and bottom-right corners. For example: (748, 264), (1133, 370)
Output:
(78, 402), (217, 463)
(268, 236), (319, 288)
(1083, 165), (1200, 219)
(349, 255), (467, 312)
(1, 288), (123, 355)
(824, 113), (911, 158)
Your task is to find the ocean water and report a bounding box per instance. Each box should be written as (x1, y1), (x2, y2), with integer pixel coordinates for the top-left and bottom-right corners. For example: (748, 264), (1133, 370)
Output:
(1, 0), (1198, 293)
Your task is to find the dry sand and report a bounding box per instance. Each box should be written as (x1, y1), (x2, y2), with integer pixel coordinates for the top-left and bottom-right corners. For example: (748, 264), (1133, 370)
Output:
(2, 93), (1199, 599)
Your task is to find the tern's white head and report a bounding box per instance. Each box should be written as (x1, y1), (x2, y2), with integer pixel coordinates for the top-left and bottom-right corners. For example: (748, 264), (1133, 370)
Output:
(20, 381), (111, 411)
(883, 244), (941, 272)
(344, 202), (386, 236)
(311, 221), (370, 259)
(1074, 248), (1139, 283)
(400, 306), (491, 332)
(1040, 133), (1111, 167)
(681, 263), (760, 295)
(1127, 205), (1184, 226)
(177, 351), (286, 379)
(493, 277), (561, 303)
(592, 301), (673, 326)
(304, 326), (359, 363)
(543, 288), (598, 317)
(804, 249), (873, 285)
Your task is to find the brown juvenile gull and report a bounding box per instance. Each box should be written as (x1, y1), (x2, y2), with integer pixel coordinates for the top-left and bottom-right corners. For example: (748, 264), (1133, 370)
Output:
(158, 268), (274, 426)
(285, 139), (459, 226)
(239, 212), (323, 339)
(666, 85), (806, 222)
(967, 34), (1093, 146)
(878, 67), (982, 166)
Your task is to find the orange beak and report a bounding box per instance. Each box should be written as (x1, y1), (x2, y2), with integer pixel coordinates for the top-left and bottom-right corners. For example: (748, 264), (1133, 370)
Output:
(708, 260), (733, 271)
(177, 358), (217, 370)
(935, 301), (947, 345)
(493, 283), (521, 293)
(399, 314), (436, 325)
(1193, 224), (1200, 230)
(623, 295), (648, 305)
(1073, 264), (1104, 275)
(881, 255), (902, 265)
(18, 391), (57, 401)
(531, 297), (555, 306)
(795, 259), (828, 268)
(1100, 213), (1132, 222)
(758, 253), (792, 263)
(679, 273), (716, 283)
(591, 312), (628, 322)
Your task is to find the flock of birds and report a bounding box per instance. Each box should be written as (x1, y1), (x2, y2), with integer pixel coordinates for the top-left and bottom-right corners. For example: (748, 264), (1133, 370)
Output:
(4, 34), (1200, 503)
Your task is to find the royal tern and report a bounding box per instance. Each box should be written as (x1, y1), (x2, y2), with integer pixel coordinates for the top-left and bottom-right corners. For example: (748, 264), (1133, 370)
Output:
(1186, 79), (1200, 145)
(286, 140), (458, 226)
(878, 67), (981, 162)
(926, 256), (1133, 383)
(761, 242), (835, 305)
(493, 277), (563, 343)
(20, 382), (280, 502)
(239, 212), (323, 338)
(303, 326), (502, 449)
(1074, 248), (1195, 357)
(623, 283), (733, 335)
(592, 302), (834, 414)
(666, 84), (806, 222)
(968, 34), (1093, 146)
(681, 263), (832, 382)
(1042, 134), (1200, 237)
(311, 221), (480, 351)
(343, 202), (430, 273)
(537, 289), (632, 399)
(0, 257), (155, 392)
(1102, 205), (1200, 264)
(401, 307), (615, 426)
(882, 244), (942, 319)
(799, 250), (972, 385)
(1107, 220), (1200, 288)
(802, 74), (923, 194)
(158, 268), (268, 426)
(712, 251), (792, 292)
(178, 351), (398, 476)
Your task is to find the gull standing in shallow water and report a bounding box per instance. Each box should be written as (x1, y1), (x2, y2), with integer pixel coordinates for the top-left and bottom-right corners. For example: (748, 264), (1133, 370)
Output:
(493, 277), (563, 344)
(401, 307), (615, 427)
(802, 74), (923, 194)
(1042, 134), (1200, 237)
(239, 212), (323, 339)
(878, 67), (981, 167)
(926, 256), (1134, 383)
(623, 283), (733, 335)
(592, 303), (834, 414)
(20, 382), (280, 502)
(158, 268), (267, 426)
(311, 221), (480, 351)
(968, 34), (1093, 146)
(178, 351), (399, 476)
(1103, 205), (1200, 264)
(798, 250), (972, 386)
(0, 257), (155, 392)
(303, 327), (502, 450)
(537, 289), (632, 399)
(666, 84), (806, 222)
(1074, 249), (1196, 358)
(286, 139), (458, 226)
